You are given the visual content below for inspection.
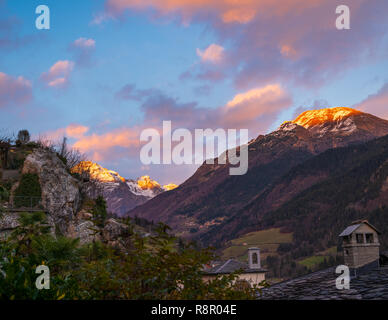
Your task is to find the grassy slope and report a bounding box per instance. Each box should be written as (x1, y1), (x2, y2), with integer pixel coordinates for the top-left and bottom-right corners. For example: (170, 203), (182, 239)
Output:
(298, 247), (337, 268)
(221, 228), (293, 262)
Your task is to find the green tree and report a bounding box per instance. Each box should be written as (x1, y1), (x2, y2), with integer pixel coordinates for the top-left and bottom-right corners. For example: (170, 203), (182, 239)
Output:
(14, 173), (42, 207)
(92, 196), (107, 227)
(0, 212), (76, 300)
(0, 213), (260, 300)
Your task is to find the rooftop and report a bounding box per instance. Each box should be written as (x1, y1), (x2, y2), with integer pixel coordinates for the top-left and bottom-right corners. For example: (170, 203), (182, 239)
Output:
(259, 266), (388, 300)
(339, 220), (381, 237)
(202, 259), (266, 275)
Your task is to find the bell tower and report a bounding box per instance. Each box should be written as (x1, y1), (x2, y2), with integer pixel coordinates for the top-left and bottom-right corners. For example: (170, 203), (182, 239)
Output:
(248, 247), (261, 269)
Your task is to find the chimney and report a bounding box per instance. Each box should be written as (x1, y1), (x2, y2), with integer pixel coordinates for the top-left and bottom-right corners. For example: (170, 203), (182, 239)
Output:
(339, 220), (381, 275)
(248, 247), (261, 269)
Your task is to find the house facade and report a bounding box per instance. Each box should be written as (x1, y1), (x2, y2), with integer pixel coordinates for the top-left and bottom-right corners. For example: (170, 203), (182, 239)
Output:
(202, 248), (266, 287)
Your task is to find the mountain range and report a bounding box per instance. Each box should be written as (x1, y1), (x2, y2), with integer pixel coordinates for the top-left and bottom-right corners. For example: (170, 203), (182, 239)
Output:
(126, 107), (388, 254)
(71, 161), (177, 216)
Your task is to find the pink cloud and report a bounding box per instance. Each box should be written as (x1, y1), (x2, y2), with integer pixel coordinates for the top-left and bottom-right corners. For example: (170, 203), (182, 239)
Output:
(54, 83), (291, 164)
(41, 60), (74, 88)
(73, 37), (95, 48)
(72, 128), (140, 153)
(101, 0), (388, 89)
(138, 83), (291, 133)
(66, 124), (90, 139)
(42, 124), (90, 142)
(41, 124), (141, 162)
(221, 84), (292, 130)
(356, 83), (388, 120)
(0, 72), (32, 108)
(104, 0), (323, 24)
(70, 38), (96, 66)
(197, 44), (224, 63)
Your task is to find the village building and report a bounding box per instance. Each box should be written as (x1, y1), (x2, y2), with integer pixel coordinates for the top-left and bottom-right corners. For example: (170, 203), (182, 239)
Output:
(259, 220), (388, 300)
(202, 248), (267, 287)
(339, 220), (381, 275)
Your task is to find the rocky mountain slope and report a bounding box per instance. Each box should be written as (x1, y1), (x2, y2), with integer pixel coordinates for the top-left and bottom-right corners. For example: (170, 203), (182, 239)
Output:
(0, 149), (152, 247)
(127, 107), (388, 242)
(71, 161), (177, 216)
(201, 133), (388, 249)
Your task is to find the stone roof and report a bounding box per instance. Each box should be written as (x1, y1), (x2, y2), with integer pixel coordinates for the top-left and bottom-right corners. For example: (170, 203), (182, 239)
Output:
(339, 224), (362, 237)
(259, 266), (388, 300)
(339, 220), (381, 237)
(202, 259), (266, 275)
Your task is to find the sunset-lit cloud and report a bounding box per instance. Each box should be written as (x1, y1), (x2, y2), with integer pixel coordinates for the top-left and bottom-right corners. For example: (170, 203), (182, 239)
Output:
(51, 83), (291, 163)
(70, 38), (96, 66)
(222, 84), (292, 129)
(66, 124), (90, 139)
(73, 37), (96, 48)
(101, 0), (388, 89)
(43, 124), (90, 141)
(226, 85), (286, 109)
(196, 44), (224, 63)
(0, 72), (32, 108)
(356, 83), (388, 120)
(280, 44), (298, 59)
(41, 60), (74, 88)
(103, 0), (323, 24)
(72, 127), (141, 157)
(41, 124), (141, 162)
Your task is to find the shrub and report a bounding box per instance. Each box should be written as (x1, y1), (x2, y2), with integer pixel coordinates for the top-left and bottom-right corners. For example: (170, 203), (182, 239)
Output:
(0, 184), (9, 201)
(57, 137), (86, 171)
(92, 196), (107, 227)
(14, 173), (42, 207)
(0, 214), (259, 300)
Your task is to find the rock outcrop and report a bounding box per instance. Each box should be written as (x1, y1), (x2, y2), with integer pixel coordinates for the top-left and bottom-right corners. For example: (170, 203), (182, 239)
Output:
(103, 218), (130, 245)
(1, 148), (134, 246)
(66, 210), (100, 244)
(0, 212), (19, 239)
(22, 148), (81, 235)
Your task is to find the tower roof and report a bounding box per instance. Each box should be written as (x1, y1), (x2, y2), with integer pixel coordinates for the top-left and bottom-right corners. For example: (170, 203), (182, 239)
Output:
(339, 220), (381, 237)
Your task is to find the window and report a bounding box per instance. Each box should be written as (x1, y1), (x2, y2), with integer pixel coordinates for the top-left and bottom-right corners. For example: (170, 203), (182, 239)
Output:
(365, 233), (374, 243)
(252, 252), (258, 265)
(345, 250), (349, 255)
(343, 235), (351, 244)
(356, 233), (364, 244)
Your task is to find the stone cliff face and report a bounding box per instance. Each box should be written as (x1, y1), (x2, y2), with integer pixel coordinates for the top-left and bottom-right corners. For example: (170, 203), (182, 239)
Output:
(22, 148), (81, 235)
(0, 148), (131, 246)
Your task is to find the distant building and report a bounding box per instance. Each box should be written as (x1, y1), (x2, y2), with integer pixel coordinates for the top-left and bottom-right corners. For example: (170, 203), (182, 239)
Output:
(259, 220), (388, 300)
(202, 248), (267, 287)
(339, 220), (381, 275)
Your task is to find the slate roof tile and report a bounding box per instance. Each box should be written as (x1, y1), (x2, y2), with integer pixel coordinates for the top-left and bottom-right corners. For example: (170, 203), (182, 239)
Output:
(259, 267), (388, 300)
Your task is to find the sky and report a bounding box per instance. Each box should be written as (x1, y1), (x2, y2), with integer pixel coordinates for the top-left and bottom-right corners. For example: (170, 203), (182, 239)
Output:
(1, 0), (388, 185)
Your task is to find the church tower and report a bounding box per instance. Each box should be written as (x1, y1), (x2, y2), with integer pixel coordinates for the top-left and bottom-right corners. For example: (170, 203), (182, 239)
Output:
(248, 247), (261, 269)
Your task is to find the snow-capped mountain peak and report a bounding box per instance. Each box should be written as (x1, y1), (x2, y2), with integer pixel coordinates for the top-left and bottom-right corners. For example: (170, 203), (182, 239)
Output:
(71, 161), (178, 216)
